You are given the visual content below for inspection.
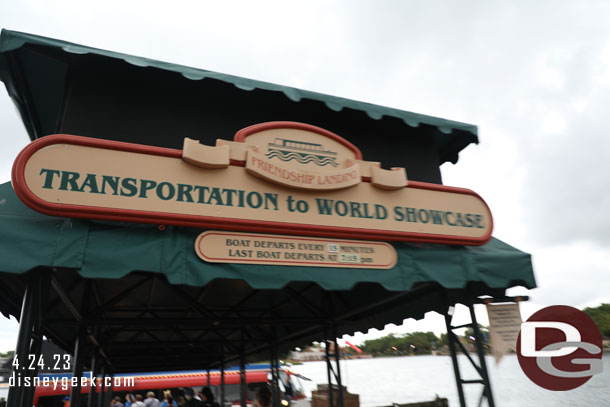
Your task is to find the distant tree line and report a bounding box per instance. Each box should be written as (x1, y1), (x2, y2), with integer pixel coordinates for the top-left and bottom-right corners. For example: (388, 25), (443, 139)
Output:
(360, 326), (492, 356)
(361, 332), (447, 355)
(583, 303), (610, 338)
(358, 303), (610, 357)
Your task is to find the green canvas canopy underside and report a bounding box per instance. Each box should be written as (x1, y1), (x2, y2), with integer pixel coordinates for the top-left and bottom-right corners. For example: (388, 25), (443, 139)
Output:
(0, 182), (534, 291)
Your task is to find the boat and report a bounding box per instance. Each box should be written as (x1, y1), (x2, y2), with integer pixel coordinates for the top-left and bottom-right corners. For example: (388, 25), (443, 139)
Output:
(33, 364), (309, 407)
(266, 138), (339, 167)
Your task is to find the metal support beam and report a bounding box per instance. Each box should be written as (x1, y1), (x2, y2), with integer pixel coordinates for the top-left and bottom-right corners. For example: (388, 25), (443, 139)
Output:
(166, 283), (218, 320)
(77, 317), (327, 326)
(443, 295), (498, 407)
(21, 334), (43, 407)
(23, 270), (51, 407)
(269, 332), (281, 407)
(220, 349), (225, 407)
(7, 284), (34, 407)
(332, 323), (344, 407)
(283, 286), (326, 317)
(444, 308), (467, 407)
(244, 285), (440, 373)
(469, 300), (495, 407)
(8, 270), (48, 407)
(97, 364), (106, 407)
(88, 276), (154, 317)
(323, 324), (335, 407)
(109, 372), (115, 403)
(51, 275), (83, 322)
(240, 342), (247, 407)
(321, 294), (344, 407)
(69, 331), (87, 406)
(87, 355), (98, 407)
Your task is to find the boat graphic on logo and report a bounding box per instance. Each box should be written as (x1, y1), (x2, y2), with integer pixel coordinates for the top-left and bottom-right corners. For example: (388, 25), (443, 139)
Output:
(266, 138), (339, 167)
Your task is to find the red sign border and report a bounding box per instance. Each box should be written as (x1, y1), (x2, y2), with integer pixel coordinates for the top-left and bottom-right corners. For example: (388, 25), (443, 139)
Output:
(12, 133), (493, 245)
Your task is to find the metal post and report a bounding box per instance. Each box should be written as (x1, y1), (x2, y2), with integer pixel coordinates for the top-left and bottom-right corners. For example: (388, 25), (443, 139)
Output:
(444, 308), (467, 407)
(332, 324), (344, 407)
(269, 344), (275, 407)
(468, 302), (496, 407)
(97, 364), (106, 407)
(275, 352), (281, 406)
(323, 325), (335, 407)
(7, 272), (40, 407)
(220, 349), (225, 407)
(87, 355), (98, 407)
(269, 336), (280, 407)
(207, 368), (211, 386)
(20, 334), (42, 407)
(275, 353), (281, 407)
(23, 270), (51, 407)
(22, 334), (44, 407)
(109, 371), (115, 406)
(27, 271), (51, 407)
(240, 345), (247, 407)
(70, 332), (87, 406)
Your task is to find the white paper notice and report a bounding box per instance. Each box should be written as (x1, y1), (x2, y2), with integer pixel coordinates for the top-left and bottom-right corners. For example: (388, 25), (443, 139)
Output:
(486, 303), (523, 364)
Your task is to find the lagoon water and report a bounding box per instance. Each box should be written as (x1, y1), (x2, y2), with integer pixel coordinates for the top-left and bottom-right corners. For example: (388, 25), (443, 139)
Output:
(0, 355), (607, 406)
(291, 354), (610, 407)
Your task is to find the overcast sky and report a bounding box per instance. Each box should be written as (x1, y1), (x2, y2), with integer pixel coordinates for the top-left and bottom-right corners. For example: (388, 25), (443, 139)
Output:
(1, 0), (610, 351)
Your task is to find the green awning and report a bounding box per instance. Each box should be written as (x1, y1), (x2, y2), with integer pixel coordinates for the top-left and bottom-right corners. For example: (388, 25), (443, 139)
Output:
(0, 181), (535, 291)
(0, 31), (533, 373)
(0, 181), (535, 371)
(0, 29), (478, 165)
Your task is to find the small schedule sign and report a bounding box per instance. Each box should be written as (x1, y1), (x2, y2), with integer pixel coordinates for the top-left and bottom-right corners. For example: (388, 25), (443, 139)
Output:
(195, 231), (398, 269)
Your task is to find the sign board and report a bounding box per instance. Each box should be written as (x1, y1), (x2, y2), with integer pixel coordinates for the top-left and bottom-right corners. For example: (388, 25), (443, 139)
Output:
(12, 121), (493, 244)
(195, 231), (398, 269)
(487, 303), (523, 364)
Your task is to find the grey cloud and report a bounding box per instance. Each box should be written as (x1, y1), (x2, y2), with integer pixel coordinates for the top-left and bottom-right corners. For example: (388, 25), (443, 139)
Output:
(518, 63), (610, 246)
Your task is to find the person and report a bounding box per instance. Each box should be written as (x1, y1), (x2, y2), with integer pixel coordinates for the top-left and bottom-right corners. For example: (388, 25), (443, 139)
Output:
(201, 387), (219, 407)
(160, 390), (178, 407)
(133, 395), (146, 407)
(182, 388), (203, 407)
(110, 396), (125, 407)
(0, 397), (6, 407)
(256, 386), (272, 407)
(144, 391), (161, 407)
(125, 394), (136, 407)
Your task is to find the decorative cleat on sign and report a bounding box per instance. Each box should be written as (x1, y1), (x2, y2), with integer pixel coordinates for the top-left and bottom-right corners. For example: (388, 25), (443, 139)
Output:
(11, 121), (493, 245)
(181, 138), (230, 169)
